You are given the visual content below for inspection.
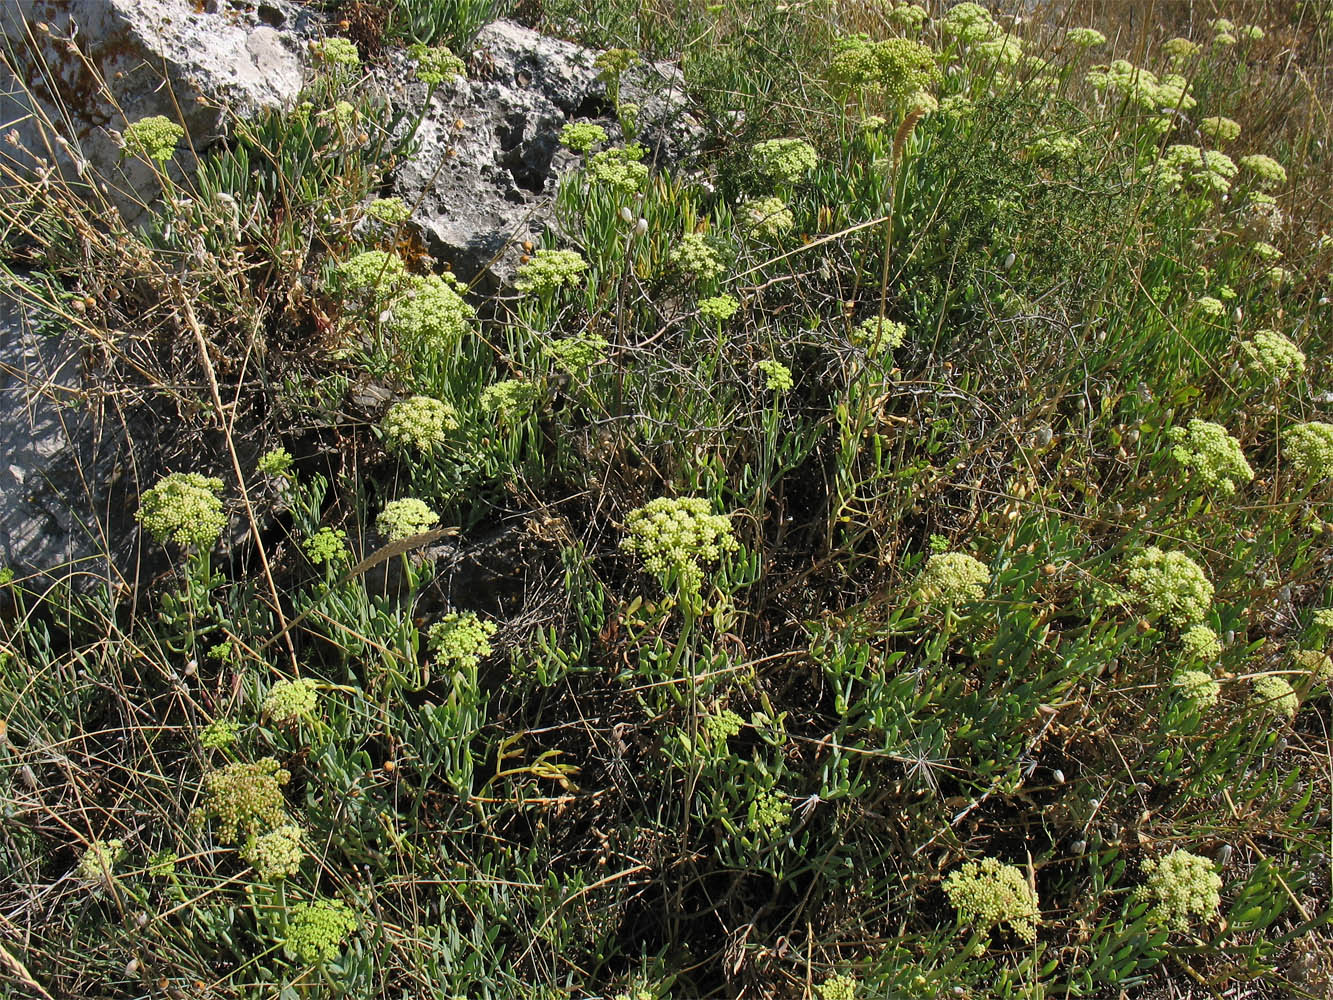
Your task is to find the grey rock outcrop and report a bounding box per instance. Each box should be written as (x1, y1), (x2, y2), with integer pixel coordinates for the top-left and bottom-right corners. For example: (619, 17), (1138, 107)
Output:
(0, 0), (312, 220)
(388, 20), (703, 284)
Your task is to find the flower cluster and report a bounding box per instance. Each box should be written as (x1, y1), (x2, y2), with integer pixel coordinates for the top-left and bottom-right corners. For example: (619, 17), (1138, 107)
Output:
(1194, 295), (1225, 319)
(366, 197), (411, 225)
(976, 33), (1024, 67)
(669, 233), (728, 283)
(1027, 135), (1081, 161)
(284, 900), (358, 965)
(137, 472), (228, 549)
(828, 36), (940, 102)
(745, 196), (795, 238)
(621, 496), (739, 598)
(757, 359), (793, 392)
(941, 3), (997, 43)
(390, 273), (477, 355)
(515, 248), (589, 294)
(123, 115), (184, 163)
(1163, 37), (1201, 63)
(915, 552), (989, 605)
(1173, 669), (1220, 708)
(1066, 27), (1107, 49)
(588, 144), (649, 194)
(942, 857), (1039, 943)
(257, 447), (293, 477)
(1126, 547), (1213, 626)
(1180, 624), (1222, 662)
(746, 789), (791, 839)
(263, 678), (318, 724)
(1240, 329), (1305, 381)
(382, 396), (458, 453)
(1250, 241), (1282, 262)
(1239, 153), (1286, 188)
(77, 839), (126, 885)
(304, 526), (350, 566)
(887, 2), (927, 29)
(376, 498), (440, 543)
(242, 824), (303, 880)
(1285, 422), (1333, 480)
(314, 37), (360, 67)
(480, 379), (540, 420)
(1088, 61), (1195, 113)
(1249, 674), (1298, 720)
(1167, 419), (1253, 494)
(1158, 145), (1237, 194)
(751, 138), (818, 187)
(817, 975), (859, 1000)
(1200, 115), (1241, 143)
(336, 249), (409, 297)
(546, 334), (609, 379)
(560, 121), (608, 154)
(427, 611), (497, 668)
(593, 47), (639, 81)
(199, 718), (241, 749)
(409, 43), (465, 85)
(200, 758), (290, 844)
(1135, 850), (1222, 933)
(703, 708), (744, 746)
(699, 294), (740, 321)
(1293, 648), (1333, 686)
(852, 316), (907, 354)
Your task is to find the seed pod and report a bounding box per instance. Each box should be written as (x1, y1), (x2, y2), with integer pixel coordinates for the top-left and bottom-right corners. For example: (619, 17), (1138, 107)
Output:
(619, 206), (633, 223)
(1052, 768), (1065, 784)
(635, 217), (648, 236)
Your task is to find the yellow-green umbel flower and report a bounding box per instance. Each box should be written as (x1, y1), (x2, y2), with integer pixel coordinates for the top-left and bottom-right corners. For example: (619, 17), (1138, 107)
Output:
(702, 708), (744, 747)
(284, 899), (358, 965)
(887, 3), (927, 29)
(1066, 27), (1106, 49)
(200, 758), (290, 844)
(669, 233), (728, 283)
(314, 36), (360, 67)
(751, 138), (818, 187)
(588, 144), (650, 194)
(745, 196), (795, 238)
(1285, 422), (1333, 481)
(408, 42), (465, 85)
(1194, 296), (1226, 319)
(77, 839), (126, 885)
(257, 447), (293, 477)
(1126, 547), (1213, 626)
(746, 789), (791, 839)
(480, 379), (540, 420)
(427, 611), (497, 668)
(699, 294), (739, 321)
(242, 823), (304, 880)
(1239, 153), (1287, 188)
(621, 496), (739, 599)
(817, 974), (859, 1000)
(199, 718), (241, 749)
(1249, 674), (1298, 720)
(757, 359), (794, 392)
(382, 396), (458, 453)
(123, 115), (184, 162)
(852, 316), (907, 354)
(828, 35), (940, 101)
(376, 498), (440, 543)
(515, 248), (589, 294)
(1240, 329), (1305, 381)
(1200, 115), (1241, 143)
(1173, 669), (1220, 708)
(336, 249), (410, 298)
(1167, 419), (1253, 494)
(560, 121), (608, 154)
(1163, 37), (1201, 63)
(366, 197), (411, 225)
(390, 273), (476, 355)
(941, 2), (997, 43)
(1180, 624), (1222, 662)
(1134, 850), (1222, 933)
(136, 472), (228, 549)
(263, 678), (318, 724)
(942, 857), (1039, 944)
(1293, 648), (1333, 687)
(546, 334), (609, 379)
(303, 526), (350, 566)
(915, 552), (989, 605)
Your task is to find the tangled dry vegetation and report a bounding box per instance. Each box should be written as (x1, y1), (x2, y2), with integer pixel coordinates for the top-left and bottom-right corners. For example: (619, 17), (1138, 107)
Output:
(3, 0), (1333, 997)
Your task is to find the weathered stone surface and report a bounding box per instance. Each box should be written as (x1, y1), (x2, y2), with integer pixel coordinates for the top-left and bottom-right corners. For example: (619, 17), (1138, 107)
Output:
(388, 20), (703, 284)
(0, 284), (130, 584)
(0, 0), (312, 220)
